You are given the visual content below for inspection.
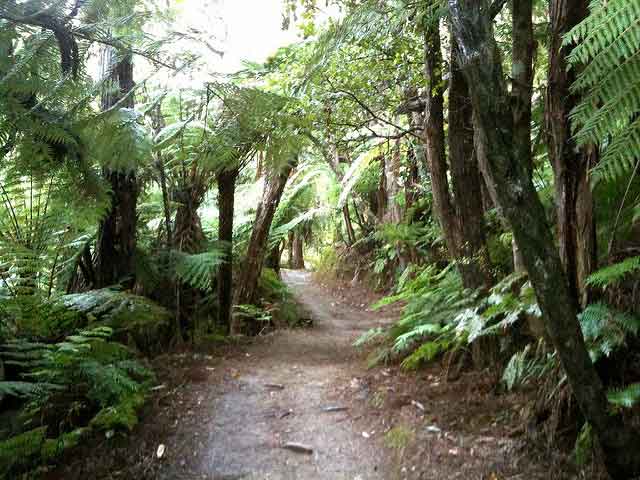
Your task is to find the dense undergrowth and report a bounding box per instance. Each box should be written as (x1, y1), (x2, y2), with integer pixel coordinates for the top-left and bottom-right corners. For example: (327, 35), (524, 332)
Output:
(348, 254), (640, 466)
(0, 267), (301, 477)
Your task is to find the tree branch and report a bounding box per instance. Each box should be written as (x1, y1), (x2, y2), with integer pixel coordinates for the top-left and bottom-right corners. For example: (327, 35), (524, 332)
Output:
(0, 7), (79, 76)
(323, 77), (420, 139)
(488, 0), (508, 19)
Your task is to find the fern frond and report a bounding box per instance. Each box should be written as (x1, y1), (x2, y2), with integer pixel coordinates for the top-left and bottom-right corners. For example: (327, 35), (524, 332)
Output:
(353, 327), (385, 347)
(586, 256), (640, 287)
(173, 249), (225, 292)
(607, 382), (640, 408)
(579, 302), (640, 360)
(567, 0), (640, 184)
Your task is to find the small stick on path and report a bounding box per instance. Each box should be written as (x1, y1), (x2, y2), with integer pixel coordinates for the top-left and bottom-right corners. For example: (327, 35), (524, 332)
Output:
(282, 442), (314, 454)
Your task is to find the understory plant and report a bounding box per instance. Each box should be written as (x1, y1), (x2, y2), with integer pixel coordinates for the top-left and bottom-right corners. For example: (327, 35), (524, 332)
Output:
(0, 319), (152, 477)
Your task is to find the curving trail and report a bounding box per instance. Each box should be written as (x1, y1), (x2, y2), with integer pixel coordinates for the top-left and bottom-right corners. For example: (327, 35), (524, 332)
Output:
(180, 269), (395, 480)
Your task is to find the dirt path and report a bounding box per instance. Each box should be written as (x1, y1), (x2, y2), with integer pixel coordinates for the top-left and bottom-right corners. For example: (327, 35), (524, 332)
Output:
(182, 269), (394, 480)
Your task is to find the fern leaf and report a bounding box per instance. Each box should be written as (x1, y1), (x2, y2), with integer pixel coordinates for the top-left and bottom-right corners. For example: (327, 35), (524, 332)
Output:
(608, 382), (640, 408)
(586, 256), (640, 287)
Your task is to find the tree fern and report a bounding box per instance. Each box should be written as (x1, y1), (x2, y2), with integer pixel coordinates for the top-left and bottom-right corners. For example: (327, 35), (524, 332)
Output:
(567, 0), (640, 184)
(585, 256), (640, 288)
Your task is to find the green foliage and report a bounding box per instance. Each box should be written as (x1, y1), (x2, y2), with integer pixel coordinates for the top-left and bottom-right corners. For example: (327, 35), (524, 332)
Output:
(312, 246), (343, 279)
(60, 288), (172, 352)
(355, 265), (472, 368)
(173, 249), (225, 292)
(502, 342), (554, 391)
(574, 423), (594, 467)
(567, 0), (640, 184)
(269, 164), (330, 249)
(0, 294), (85, 339)
(607, 382), (640, 408)
(400, 336), (455, 370)
(383, 425), (414, 451)
(578, 303), (640, 361)
(91, 108), (152, 173)
(585, 256), (640, 288)
(2, 326), (151, 413)
(359, 263), (548, 373)
(0, 427), (48, 477)
(233, 304), (273, 324)
(259, 269), (303, 327)
(0, 325), (151, 475)
(353, 327), (385, 347)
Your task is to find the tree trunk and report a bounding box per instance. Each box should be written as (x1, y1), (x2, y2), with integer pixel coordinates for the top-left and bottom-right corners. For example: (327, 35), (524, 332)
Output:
(291, 232), (304, 269)
(173, 186), (207, 253)
(576, 147), (598, 307)
(150, 104), (173, 249)
(511, 0), (535, 274)
(421, 26), (460, 260)
(217, 167), (238, 332)
(546, 0), (596, 306)
(232, 159), (296, 333)
(351, 200), (369, 235)
(376, 155), (387, 222)
(384, 139), (403, 224)
(448, 37), (492, 291)
(448, 2), (640, 477)
(287, 231), (295, 267)
(95, 48), (138, 289)
(405, 144), (420, 213)
(265, 243), (282, 274)
(343, 204), (357, 246)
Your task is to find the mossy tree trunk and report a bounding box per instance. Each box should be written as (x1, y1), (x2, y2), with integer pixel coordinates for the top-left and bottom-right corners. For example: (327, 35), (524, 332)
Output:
(511, 0), (535, 275)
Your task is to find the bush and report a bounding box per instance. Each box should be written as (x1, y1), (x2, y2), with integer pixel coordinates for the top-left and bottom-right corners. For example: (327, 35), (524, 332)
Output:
(0, 325), (152, 476)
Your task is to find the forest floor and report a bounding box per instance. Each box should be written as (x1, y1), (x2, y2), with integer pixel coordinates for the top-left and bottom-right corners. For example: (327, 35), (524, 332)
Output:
(49, 270), (582, 480)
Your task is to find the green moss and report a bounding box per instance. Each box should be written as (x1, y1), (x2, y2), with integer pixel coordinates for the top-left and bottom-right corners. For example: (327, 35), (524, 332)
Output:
(370, 390), (386, 409)
(384, 425), (415, 451)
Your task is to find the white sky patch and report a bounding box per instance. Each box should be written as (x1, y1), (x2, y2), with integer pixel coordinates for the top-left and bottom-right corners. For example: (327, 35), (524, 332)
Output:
(220, 0), (299, 72)
(174, 0), (300, 74)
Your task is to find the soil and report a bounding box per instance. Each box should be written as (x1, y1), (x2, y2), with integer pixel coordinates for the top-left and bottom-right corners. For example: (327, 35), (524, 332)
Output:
(48, 270), (584, 480)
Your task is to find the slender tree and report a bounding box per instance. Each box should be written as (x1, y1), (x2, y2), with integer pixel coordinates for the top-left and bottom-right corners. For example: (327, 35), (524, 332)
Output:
(217, 166), (239, 331)
(448, 37), (492, 290)
(546, 0), (597, 306)
(421, 24), (460, 260)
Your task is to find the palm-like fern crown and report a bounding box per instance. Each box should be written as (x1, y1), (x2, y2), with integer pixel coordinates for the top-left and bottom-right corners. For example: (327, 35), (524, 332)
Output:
(567, 0), (640, 183)
(0, 0), (158, 300)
